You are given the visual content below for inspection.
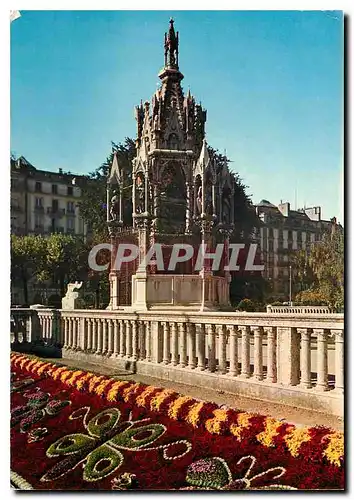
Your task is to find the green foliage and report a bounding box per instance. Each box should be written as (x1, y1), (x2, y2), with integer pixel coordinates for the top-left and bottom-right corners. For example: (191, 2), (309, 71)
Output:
(236, 298), (256, 312)
(291, 229), (344, 310)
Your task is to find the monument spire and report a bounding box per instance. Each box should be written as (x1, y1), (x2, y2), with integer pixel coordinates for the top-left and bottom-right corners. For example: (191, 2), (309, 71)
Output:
(164, 18), (179, 69)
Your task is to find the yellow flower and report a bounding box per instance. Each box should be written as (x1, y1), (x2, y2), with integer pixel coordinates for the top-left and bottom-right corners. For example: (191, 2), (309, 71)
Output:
(122, 383), (142, 403)
(37, 363), (52, 376)
(323, 432), (344, 467)
(168, 396), (193, 420)
(150, 389), (176, 412)
(185, 401), (205, 428)
(76, 373), (94, 391)
(13, 355), (26, 367)
(88, 376), (105, 392)
(230, 412), (255, 441)
(95, 380), (112, 396)
(284, 428), (312, 458)
(66, 371), (84, 386)
(20, 357), (32, 370)
(26, 359), (40, 372)
(136, 386), (159, 408)
(51, 367), (67, 380)
(107, 381), (130, 402)
(256, 417), (284, 448)
(205, 409), (229, 434)
(60, 370), (74, 383)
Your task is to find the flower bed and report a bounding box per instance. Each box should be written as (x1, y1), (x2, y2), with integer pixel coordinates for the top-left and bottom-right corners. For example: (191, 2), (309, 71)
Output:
(10, 353), (344, 490)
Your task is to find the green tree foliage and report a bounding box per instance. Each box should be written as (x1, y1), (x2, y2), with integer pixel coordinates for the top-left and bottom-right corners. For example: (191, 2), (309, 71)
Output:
(293, 229), (344, 310)
(11, 235), (49, 305)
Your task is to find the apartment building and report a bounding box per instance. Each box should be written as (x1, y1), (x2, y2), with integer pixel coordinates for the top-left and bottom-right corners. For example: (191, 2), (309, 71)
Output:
(11, 156), (88, 237)
(255, 200), (339, 297)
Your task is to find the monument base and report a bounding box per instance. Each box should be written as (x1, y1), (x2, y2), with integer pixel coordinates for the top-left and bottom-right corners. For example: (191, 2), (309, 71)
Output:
(130, 273), (229, 311)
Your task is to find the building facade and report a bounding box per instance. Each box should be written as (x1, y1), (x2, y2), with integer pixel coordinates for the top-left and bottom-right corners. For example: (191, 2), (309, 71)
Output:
(11, 156), (88, 237)
(255, 199), (339, 298)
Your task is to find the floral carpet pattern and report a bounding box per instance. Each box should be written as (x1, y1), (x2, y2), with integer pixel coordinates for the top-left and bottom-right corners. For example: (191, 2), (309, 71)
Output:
(10, 353), (344, 490)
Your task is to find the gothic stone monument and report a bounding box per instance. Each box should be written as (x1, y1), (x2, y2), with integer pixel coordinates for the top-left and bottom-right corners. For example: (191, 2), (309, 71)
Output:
(107, 19), (235, 311)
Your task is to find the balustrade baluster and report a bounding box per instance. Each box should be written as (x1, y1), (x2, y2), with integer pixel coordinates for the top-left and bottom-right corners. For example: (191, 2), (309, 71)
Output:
(240, 325), (251, 378)
(266, 327), (277, 383)
(67, 318), (73, 348)
(91, 319), (97, 352)
(95, 319), (103, 354)
(254, 326), (264, 380)
(197, 324), (206, 370)
(102, 319), (108, 354)
(206, 324), (216, 372)
(299, 328), (312, 389)
(145, 321), (151, 362)
(179, 323), (187, 368)
(107, 319), (113, 356)
(126, 321), (132, 358)
(334, 329), (344, 394)
(113, 320), (119, 356)
(314, 328), (329, 391)
(188, 323), (196, 369)
(218, 325), (227, 374)
(171, 322), (179, 366)
(63, 318), (69, 348)
(86, 319), (92, 351)
(119, 321), (126, 357)
(163, 322), (170, 364)
(132, 321), (138, 361)
(229, 325), (239, 376)
(139, 322), (146, 360)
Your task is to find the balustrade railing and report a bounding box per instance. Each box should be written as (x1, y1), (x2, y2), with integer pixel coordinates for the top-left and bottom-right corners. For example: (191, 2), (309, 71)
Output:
(11, 307), (344, 415)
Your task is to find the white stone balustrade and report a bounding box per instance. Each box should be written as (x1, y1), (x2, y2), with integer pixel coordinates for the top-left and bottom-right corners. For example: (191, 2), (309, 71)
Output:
(11, 308), (344, 417)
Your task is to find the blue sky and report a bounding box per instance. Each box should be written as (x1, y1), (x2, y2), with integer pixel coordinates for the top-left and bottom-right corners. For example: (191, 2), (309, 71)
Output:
(10, 10), (343, 222)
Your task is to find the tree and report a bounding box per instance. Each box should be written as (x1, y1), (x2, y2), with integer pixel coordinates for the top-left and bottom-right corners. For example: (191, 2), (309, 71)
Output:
(293, 228), (344, 310)
(11, 235), (48, 305)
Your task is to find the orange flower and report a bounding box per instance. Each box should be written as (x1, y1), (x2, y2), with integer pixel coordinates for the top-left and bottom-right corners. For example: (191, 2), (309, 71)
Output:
(256, 417), (284, 448)
(95, 380), (112, 396)
(150, 389), (176, 412)
(76, 373), (94, 391)
(230, 412), (255, 441)
(205, 409), (229, 434)
(284, 428), (312, 458)
(122, 383), (142, 403)
(60, 370), (74, 383)
(107, 381), (131, 402)
(37, 362), (52, 376)
(88, 376), (105, 393)
(322, 432), (344, 467)
(136, 386), (159, 408)
(51, 367), (67, 380)
(66, 371), (84, 386)
(185, 401), (205, 428)
(168, 396), (194, 420)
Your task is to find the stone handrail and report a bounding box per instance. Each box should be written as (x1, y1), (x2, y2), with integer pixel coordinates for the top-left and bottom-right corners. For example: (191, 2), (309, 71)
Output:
(11, 307), (344, 417)
(266, 305), (332, 314)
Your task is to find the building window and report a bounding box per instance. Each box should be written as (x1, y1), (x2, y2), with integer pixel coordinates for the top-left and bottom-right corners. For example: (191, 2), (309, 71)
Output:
(35, 197), (43, 208)
(67, 186), (73, 196)
(288, 230), (293, 240)
(268, 228), (273, 238)
(52, 199), (59, 212)
(268, 240), (274, 252)
(35, 181), (42, 192)
(67, 218), (75, 233)
(67, 201), (75, 214)
(52, 184), (58, 194)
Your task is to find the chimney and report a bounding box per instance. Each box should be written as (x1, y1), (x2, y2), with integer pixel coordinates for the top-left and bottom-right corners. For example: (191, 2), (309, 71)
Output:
(278, 201), (290, 217)
(58, 168), (63, 174)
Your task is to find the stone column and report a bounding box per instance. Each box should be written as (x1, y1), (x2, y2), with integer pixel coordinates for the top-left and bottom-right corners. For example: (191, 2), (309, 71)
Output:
(151, 321), (162, 364)
(63, 317), (69, 349)
(145, 321), (152, 362)
(91, 319), (97, 353)
(86, 318), (92, 351)
(102, 319), (108, 355)
(254, 326), (264, 380)
(126, 320), (132, 358)
(68, 318), (73, 349)
(314, 328), (329, 391)
(334, 329), (344, 394)
(299, 328), (312, 389)
(119, 320), (126, 357)
(197, 324), (206, 370)
(266, 327), (277, 383)
(171, 322), (179, 366)
(113, 320), (119, 356)
(132, 320), (138, 361)
(79, 317), (86, 351)
(240, 325), (251, 378)
(107, 319), (113, 356)
(95, 319), (103, 355)
(218, 325), (227, 374)
(163, 322), (170, 365)
(179, 322), (187, 368)
(229, 325), (239, 376)
(138, 321), (146, 360)
(277, 327), (300, 386)
(206, 324), (216, 372)
(187, 323), (196, 369)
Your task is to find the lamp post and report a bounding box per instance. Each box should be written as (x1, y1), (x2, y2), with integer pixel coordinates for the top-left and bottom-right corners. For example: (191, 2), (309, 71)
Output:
(289, 265), (292, 306)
